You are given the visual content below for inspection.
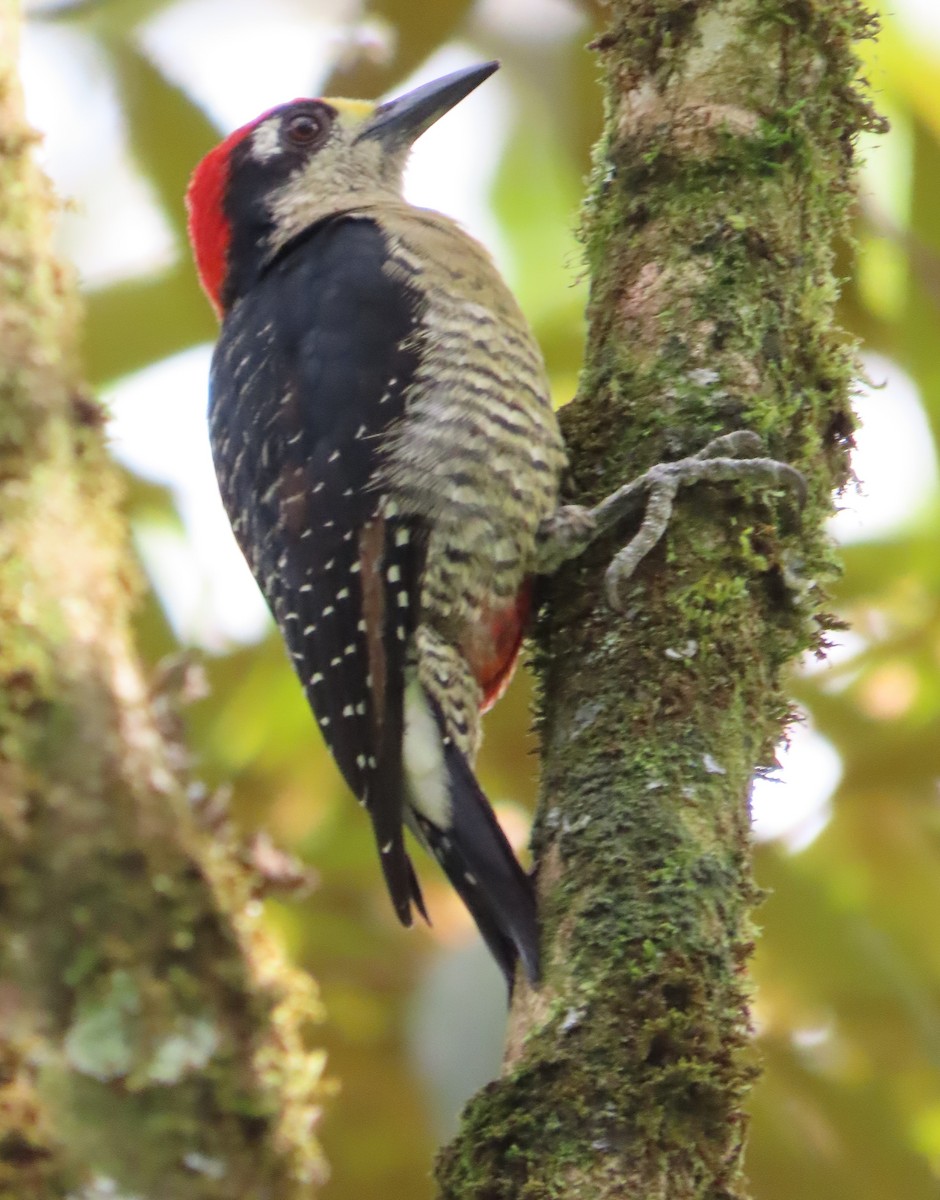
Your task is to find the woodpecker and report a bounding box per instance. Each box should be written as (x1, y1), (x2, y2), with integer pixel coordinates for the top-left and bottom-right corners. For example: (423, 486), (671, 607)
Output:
(186, 61), (568, 989)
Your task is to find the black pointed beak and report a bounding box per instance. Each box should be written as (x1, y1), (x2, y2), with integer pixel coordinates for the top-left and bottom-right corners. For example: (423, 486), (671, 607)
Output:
(361, 61), (499, 147)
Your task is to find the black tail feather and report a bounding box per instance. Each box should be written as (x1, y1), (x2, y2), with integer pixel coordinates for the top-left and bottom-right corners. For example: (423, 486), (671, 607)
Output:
(413, 730), (540, 990)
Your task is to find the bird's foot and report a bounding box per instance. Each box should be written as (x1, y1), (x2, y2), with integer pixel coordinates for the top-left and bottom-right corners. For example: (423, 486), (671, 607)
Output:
(535, 430), (806, 610)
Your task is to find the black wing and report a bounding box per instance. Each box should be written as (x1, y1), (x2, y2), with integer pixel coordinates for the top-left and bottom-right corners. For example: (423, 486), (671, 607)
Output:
(208, 216), (428, 924)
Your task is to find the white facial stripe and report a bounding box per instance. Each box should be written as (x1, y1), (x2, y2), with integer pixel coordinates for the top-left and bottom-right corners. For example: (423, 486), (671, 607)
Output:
(250, 118), (282, 163)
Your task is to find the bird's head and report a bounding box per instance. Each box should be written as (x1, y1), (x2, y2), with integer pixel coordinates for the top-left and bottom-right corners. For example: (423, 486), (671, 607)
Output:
(186, 61), (498, 317)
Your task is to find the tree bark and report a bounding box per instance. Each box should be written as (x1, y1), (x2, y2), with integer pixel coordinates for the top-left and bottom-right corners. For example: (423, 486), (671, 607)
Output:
(0, 4), (328, 1196)
(437, 1), (880, 1197)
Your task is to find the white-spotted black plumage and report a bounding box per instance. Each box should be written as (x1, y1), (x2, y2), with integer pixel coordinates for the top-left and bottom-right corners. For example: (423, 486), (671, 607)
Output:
(211, 218), (430, 924)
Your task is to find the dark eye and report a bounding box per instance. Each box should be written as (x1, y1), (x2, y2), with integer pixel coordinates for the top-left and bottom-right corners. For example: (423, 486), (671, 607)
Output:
(285, 111), (324, 148)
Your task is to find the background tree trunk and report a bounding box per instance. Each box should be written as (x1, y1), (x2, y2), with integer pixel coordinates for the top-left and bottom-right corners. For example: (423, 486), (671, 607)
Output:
(0, 3), (328, 1196)
(436, 1), (880, 1197)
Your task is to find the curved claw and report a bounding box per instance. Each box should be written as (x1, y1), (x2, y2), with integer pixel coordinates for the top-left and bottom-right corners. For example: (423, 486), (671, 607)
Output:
(694, 430), (765, 460)
(600, 435), (807, 611)
(534, 429), (807, 612)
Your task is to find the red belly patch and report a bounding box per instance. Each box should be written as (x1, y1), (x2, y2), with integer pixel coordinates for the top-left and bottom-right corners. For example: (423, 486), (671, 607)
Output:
(462, 580), (533, 713)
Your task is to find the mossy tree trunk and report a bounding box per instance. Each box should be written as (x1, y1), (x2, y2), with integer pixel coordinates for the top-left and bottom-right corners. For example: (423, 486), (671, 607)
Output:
(437, 1), (879, 1197)
(0, 4), (328, 1197)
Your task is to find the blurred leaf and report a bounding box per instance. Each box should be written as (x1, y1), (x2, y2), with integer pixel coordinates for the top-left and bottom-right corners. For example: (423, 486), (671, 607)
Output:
(491, 111), (588, 393)
(102, 37), (222, 244)
(755, 843), (940, 1065)
(899, 115), (940, 447)
(119, 465), (183, 530)
(474, 16), (602, 176)
(321, 0), (476, 99)
(193, 634), (316, 780)
(749, 1035), (940, 1200)
(837, 532), (940, 602)
(83, 263), (215, 384)
(866, 19), (940, 147)
(476, 666), (539, 812)
(31, 0), (172, 35)
(120, 468), (182, 665)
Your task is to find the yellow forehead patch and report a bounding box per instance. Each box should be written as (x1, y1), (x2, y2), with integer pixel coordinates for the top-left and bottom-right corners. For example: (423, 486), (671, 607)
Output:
(325, 98), (376, 122)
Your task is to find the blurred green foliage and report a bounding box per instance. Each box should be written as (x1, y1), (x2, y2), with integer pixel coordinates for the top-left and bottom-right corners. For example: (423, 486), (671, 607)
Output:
(31, 0), (940, 1195)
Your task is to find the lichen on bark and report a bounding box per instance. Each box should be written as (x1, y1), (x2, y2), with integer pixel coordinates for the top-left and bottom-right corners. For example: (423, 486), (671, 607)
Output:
(0, 3), (329, 1196)
(436, 1), (882, 1197)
